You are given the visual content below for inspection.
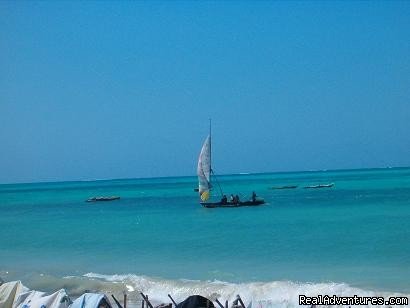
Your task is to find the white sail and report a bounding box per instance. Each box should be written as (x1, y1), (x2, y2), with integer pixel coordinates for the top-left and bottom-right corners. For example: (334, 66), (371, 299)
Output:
(197, 135), (211, 201)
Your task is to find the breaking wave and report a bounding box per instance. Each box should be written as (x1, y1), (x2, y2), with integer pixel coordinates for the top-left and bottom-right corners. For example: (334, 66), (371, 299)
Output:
(81, 273), (409, 307)
(2, 270), (408, 307)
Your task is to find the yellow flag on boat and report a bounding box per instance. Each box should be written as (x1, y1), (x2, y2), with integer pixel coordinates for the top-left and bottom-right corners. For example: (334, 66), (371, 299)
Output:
(200, 191), (210, 201)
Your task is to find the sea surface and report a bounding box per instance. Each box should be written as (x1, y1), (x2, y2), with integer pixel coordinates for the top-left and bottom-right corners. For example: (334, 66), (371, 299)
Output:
(1, 168), (410, 306)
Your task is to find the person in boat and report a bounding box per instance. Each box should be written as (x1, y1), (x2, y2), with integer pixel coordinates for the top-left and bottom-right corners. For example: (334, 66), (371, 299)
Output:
(234, 194), (240, 204)
(252, 191), (257, 202)
(221, 195), (228, 204)
(230, 194), (234, 203)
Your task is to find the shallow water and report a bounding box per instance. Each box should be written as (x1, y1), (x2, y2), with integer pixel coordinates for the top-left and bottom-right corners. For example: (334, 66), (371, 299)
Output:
(1, 168), (410, 304)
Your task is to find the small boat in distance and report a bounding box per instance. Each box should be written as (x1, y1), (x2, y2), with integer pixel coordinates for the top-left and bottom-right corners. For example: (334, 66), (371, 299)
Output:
(86, 196), (120, 202)
(304, 183), (334, 189)
(271, 185), (298, 190)
(197, 120), (265, 208)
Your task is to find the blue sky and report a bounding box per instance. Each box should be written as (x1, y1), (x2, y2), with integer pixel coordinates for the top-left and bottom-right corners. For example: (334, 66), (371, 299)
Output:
(1, 1), (409, 183)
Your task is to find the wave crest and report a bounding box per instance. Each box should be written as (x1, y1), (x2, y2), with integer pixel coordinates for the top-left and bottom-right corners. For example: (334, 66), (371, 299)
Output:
(82, 273), (409, 307)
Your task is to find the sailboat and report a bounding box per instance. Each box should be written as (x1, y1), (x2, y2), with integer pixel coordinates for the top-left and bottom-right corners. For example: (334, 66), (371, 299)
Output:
(196, 121), (265, 208)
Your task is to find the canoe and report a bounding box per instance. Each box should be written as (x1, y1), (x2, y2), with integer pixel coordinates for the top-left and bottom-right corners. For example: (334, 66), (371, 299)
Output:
(201, 199), (265, 208)
(304, 183), (334, 189)
(271, 185), (298, 189)
(86, 196), (120, 202)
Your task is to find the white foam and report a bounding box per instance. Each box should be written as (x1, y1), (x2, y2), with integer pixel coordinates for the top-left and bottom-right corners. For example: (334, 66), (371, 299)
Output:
(126, 285), (135, 292)
(83, 272), (409, 307)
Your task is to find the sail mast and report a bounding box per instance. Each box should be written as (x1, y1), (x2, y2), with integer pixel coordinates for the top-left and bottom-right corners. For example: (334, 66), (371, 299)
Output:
(209, 118), (212, 172)
(209, 118), (224, 198)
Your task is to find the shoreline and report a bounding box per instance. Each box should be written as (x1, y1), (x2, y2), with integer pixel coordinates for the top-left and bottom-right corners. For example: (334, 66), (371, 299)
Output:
(1, 272), (409, 308)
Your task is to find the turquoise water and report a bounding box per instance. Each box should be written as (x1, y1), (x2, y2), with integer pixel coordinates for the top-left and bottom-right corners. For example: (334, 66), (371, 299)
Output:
(1, 168), (410, 303)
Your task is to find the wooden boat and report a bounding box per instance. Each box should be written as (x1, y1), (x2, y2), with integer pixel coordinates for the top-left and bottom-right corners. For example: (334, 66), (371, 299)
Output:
(86, 196), (120, 202)
(196, 120), (265, 208)
(201, 199), (265, 208)
(304, 183), (334, 189)
(271, 185), (298, 190)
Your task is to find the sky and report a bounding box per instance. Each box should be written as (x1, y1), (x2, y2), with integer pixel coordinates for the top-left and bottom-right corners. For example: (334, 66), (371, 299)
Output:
(1, 1), (409, 184)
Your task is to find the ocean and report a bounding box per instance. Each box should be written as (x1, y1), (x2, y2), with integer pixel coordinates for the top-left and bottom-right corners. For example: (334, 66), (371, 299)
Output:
(1, 168), (410, 306)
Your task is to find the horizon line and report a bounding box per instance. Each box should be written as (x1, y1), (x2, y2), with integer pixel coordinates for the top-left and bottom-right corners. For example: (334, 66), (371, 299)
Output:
(0, 165), (409, 186)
